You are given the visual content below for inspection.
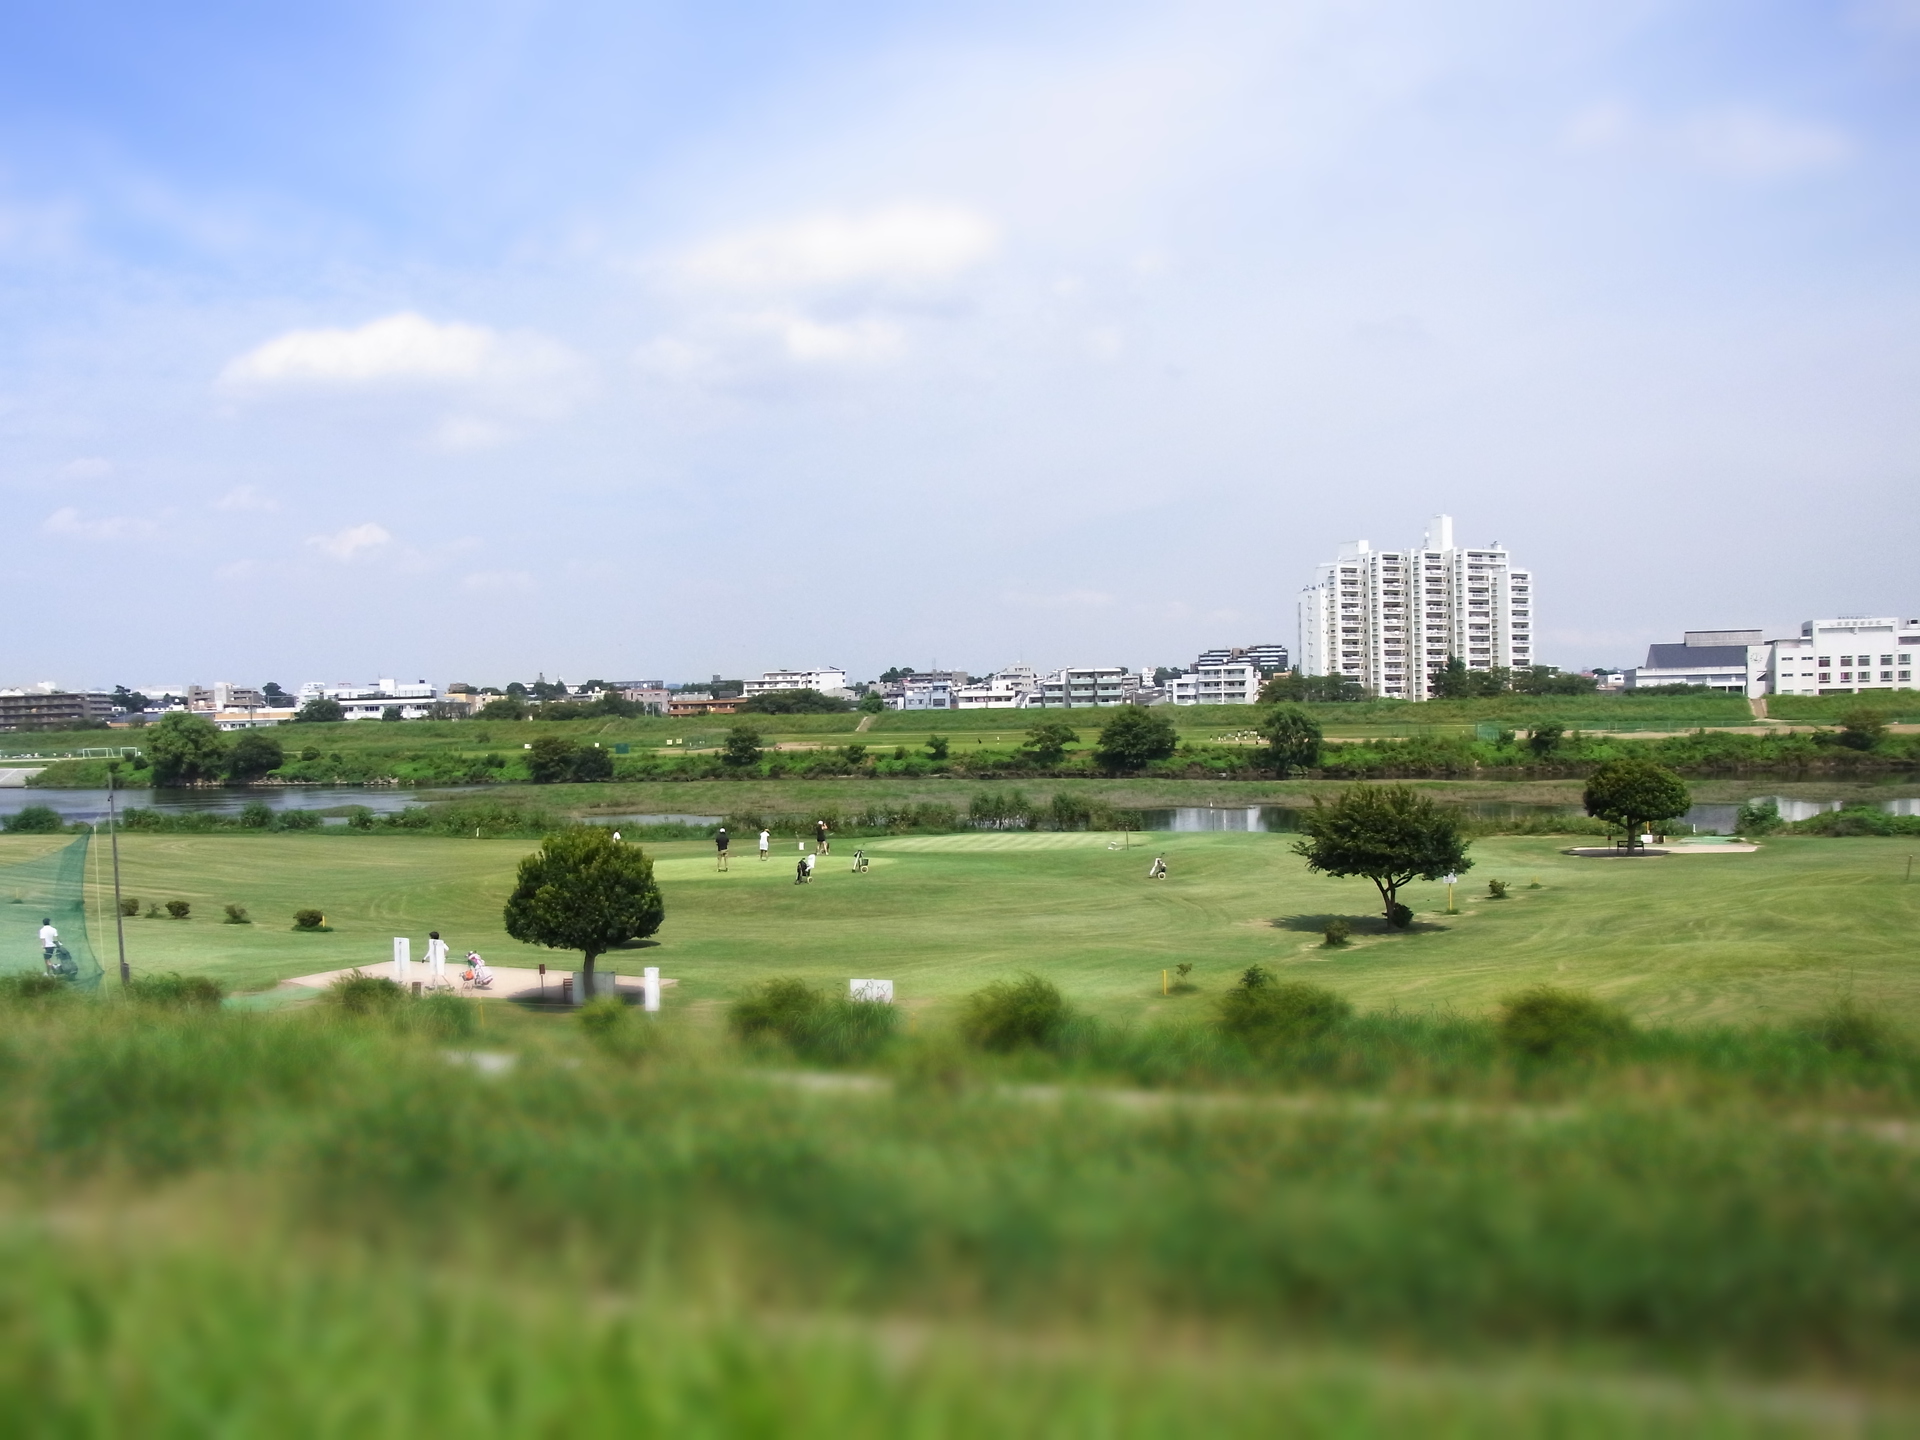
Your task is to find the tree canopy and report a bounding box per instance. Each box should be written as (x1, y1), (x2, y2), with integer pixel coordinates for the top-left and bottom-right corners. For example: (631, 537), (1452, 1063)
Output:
(146, 712), (228, 785)
(224, 731), (284, 783)
(1258, 670), (1365, 704)
(1093, 707), (1178, 773)
(293, 697), (345, 724)
(503, 829), (664, 977)
(739, 689), (853, 714)
(1258, 705), (1322, 777)
(1292, 784), (1472, 926)
(1582, 759), (1690, 850)
(1021, 722), (1078, 767)
(722, 724), (763, 769)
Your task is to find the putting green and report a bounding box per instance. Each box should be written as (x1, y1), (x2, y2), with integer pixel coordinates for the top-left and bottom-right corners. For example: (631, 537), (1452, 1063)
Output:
(9, 830), (1917, 1025)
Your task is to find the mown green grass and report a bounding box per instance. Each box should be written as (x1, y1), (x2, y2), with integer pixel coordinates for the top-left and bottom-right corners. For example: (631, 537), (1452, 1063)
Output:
(21, 829), (1920, 1026)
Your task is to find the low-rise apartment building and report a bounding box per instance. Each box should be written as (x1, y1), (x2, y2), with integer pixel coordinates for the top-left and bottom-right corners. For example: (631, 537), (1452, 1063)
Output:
(954, 666), (1038, 709)
(743, 668), (850, 698)
(1167, 660), (1263, 706)
(667, 692), (743, 716)
(1030, 666), (1139, 708)
(296, 679), (441, 721)
(0, 690), (115, 731)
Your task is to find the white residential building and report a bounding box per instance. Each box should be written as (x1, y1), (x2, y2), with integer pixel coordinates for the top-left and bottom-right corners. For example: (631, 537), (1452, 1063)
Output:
(892, 674), (959, 710)
(743, 667), (850, 698)
(1166, 660), (1263, 706)
(1766, 618), (1918, 696)
(1298, 514), (1534, 699)
(954, 666), (1038, 709)
(297, 679), (440, 721)
(1030, 666), (1139, 708)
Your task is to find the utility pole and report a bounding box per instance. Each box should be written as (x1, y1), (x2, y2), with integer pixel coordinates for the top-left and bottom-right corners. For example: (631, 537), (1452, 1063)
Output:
(107, 763), (129, 985)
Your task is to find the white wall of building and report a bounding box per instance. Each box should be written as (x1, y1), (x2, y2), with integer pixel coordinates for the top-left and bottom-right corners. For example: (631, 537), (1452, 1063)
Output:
(1166, 661), (1262, 705)
(743, 668), (849, 697)
(1768, 618), (1918, 695)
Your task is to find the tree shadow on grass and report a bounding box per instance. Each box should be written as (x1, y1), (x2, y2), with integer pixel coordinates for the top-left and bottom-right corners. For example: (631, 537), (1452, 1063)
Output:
(1268, 913), (1452, 937)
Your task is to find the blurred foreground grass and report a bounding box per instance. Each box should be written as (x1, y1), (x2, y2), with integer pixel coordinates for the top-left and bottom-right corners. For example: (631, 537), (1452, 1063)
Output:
(1, 987), (1918, 1434)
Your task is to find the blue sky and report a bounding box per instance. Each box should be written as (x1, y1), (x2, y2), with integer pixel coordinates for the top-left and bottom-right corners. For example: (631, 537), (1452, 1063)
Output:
(3, 0), (1916, 688)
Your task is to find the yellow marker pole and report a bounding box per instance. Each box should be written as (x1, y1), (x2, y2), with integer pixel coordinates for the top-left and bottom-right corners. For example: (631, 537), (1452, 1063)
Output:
(1162, 969), (1169, 996)
(1446, 882), (1456, 915)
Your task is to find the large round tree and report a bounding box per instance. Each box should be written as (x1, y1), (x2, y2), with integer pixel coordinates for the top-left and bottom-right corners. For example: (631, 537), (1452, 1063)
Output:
(504, 829), (665, 982)
(1259, 705), (1322, 778)
(146, 711), (229, 785)
(1092, 706), (1178, 774)
(1292, 784), (1471, 927)
(1583, 759), (1690, 852)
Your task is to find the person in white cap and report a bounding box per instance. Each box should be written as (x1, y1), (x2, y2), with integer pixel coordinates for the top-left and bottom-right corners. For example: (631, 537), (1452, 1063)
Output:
(426, 930), (449, 990)
(758, 828), (770, 861)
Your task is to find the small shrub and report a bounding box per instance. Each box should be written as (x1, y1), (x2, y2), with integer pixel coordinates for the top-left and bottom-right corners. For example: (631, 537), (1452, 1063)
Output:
(222, 903), (251, 925)
(1323, 918), (1351, 946)
(293, 909), (327, 931)
(118, 897), (140, 917)
(1216, 970), (1352, 1045)
(959, 974), (1072, 1053)
(1, 805), (65, 834)
(164, 900), (191, 920)
(278, 809), (322, 832)
(414, 992), (475, 1040)
(1803, 999), (1896, 1061)
(1386, 903), (1413, 928)
(1497, 986), (1632, 1060)
(728, 978), (896, 1064)
(0, 973), (68, 1003)
(328, 970), (404, 1015)
(1487, 879), (1508, 899)
(127, 972), (226, 1008)
(144, 903), (162, 919)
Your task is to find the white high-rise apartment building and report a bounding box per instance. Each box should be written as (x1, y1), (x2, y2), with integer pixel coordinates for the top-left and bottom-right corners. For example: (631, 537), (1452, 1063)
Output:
(1298, 515), (1534, 700)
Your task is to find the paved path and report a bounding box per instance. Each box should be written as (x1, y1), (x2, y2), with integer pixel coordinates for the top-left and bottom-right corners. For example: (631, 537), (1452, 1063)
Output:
(284, 962), (675, 1002)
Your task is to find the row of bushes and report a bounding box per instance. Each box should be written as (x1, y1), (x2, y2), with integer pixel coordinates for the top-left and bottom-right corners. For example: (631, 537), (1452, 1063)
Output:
(709, 970), (1910, 1094)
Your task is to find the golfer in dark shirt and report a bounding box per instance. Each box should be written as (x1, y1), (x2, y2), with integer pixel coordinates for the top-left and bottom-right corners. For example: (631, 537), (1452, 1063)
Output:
(715, 826), (730, 871)
(815, 819), (829, 855)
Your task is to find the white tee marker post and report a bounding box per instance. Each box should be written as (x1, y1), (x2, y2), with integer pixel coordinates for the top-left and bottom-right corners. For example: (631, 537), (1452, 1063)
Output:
(643, 966), (661, 1013)
(1443, 873), (1458, 915)
(393, 936), (411, 987)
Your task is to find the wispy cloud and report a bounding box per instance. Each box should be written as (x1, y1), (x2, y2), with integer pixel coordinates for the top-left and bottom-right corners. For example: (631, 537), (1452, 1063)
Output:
(306, 522), (393, 562)
(676, 205), (998, 294)
(42, 507), (154, 541)
(1567, 101), (1851, 179)
(214, 484), (278, 512)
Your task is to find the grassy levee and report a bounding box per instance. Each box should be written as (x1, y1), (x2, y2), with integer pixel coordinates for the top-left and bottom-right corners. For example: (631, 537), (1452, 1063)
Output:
(3, 691), (1784, 778)
(0, 993), (1918, 1430)
(32, 829), (1920, 1026)
(1769, 692), (1920, 725)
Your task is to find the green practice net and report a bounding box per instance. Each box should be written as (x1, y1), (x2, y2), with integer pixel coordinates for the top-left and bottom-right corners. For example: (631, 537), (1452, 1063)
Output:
(0, 833), (104, 990)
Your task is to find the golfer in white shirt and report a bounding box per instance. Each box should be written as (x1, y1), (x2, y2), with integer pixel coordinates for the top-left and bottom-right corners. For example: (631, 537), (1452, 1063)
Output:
(426, 930), (449, 990)
(38, 919), (58, 960)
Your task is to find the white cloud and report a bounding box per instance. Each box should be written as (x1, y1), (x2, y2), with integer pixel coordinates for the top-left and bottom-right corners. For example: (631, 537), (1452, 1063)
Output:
(431, 416), (511, 451)
(1565, 101), (1851, 179)
(306, 522), (393, 563)
(461, 569), (536, 594)
(214, 485), (277, 512)
(771, 313), (905, 362)
(677, 204), (998, 294)
(62, 456), (113, 479)
(219, 311), (583, 394)
(1681, 109), (1852, 179)
(42, 507), (153, 540)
